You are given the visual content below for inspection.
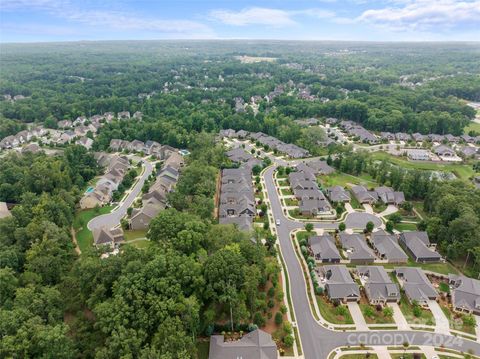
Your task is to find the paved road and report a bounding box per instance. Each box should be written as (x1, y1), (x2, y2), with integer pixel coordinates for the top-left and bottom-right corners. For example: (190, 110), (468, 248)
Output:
(263, 165), (479, 358)
(88, 159), (153, 231)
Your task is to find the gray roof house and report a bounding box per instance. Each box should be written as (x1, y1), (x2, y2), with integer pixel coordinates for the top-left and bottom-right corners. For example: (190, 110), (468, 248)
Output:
(433, 144), (456, 157)
(375, 186), (405, 205)
(326, 186), (351, 203)
(395, 267), (438, 305)
(320, 265), (360, 303)
(339, 232), (375, 264)
(226, 147), (253, 163)
(208, 329), (277, 359)
(130, 204), (163, 230)
(93, 227), (124, 247)
(351, 185), (378, 204)
(448, 275), (480, 315)
(0, 202), (12, 219)
(357, 266), (400, 304)
(399, 231), (441, 263)
(299, 197), (332, 216)
(412, 133), (426, 142)
(371, 230), (408, 263)
(305, 160), (335, 175)
(308, 233), (341, 263)
(407, 149), (430, 161)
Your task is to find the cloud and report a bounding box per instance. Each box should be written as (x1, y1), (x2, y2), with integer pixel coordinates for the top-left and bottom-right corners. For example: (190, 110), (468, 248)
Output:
(358, 0), (480, 31)
(209, 7), (336, 27)
(1, 0), (216, 38)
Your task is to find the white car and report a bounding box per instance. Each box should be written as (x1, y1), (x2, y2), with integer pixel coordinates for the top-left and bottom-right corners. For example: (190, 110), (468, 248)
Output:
(276, 219), (280, 226)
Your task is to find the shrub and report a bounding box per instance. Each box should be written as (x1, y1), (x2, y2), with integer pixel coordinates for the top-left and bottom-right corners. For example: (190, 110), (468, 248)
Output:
(383, 307), (393, 317)
(280, 305), (287, 314)
(283, 334), (294, 348)
(336, 306), (348, 316)
(268, 299), (275, 308)
(283, 322), (292, 335)
(339, 222), (346, 231)
(253, 312), (265, 327)
(268, 287), (275, 298)
(363, 306), (375, 318)
(275, 312), (283, 325)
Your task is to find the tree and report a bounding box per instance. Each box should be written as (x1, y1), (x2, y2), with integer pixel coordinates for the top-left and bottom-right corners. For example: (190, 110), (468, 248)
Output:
(386, 220), (394, 232)
(305, 223), (314, 232)
(383, 307), (393, 318)
(338, 222), (346, 232)
(274, 312), (283, 326)
(365, 221), (374, 233)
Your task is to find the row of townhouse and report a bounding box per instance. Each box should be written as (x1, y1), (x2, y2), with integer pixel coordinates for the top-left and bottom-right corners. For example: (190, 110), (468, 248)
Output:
(339, 120), (379, 144)
(80, 154), (131, 209)
(218, 168), (256, 232)
(308, 229), (440, 265)
(289, 163), (333, 216)
(351, 185), (405, 206)
(109, 138), (181, 161)
(225, 146), (263, 170)
(320, 263), (480, 313)
(219, 129), (310, 158)
(129, 152), (183, 230)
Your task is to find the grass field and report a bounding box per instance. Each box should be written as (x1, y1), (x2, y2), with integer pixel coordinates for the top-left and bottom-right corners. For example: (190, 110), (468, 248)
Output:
(73, 206), (114, 252)
(321, 171), (378, 188)
(124, 229), (147, 241)
(394, 222), (418, 231)
(370, 152), (475, 181)
(464, 121), (480, 135)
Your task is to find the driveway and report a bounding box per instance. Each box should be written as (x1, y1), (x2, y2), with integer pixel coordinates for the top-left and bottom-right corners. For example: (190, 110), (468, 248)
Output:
(363, 204), (374, 214)
(427, 300), (450, 335)
(88, 159), (153, 231)
(345, 203), (355, 214)
(347, 302), (369, 331)
(379, 205), (398, 217)
(344, 212), (382, 230)
(387, 302), (410, 330)
(476, 315), (480, 341)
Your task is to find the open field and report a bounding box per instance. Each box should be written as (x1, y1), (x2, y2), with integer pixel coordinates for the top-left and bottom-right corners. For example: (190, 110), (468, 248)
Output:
(370, 152), (475, 181)
(464, 121), (480, 134)
(320, 171), (378, 188)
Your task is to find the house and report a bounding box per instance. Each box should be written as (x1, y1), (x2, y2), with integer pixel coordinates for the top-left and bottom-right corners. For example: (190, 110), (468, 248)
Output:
(0, 135), (17, 149)
(118, 111), (130, 120)
(351, 185), (378, 204)
(380, 132), (395, 141)
(16, 130), (31, 143)
(130, 204), (163, 230)
(289, 172), (316, 190)
(57, 120), (72, 129)
(448, 275), (480, 315)
(395, 267), (438, 305)
(339, 232), (375, 264)
(444, 134), (459, 143)
(164, 152), (184, 170)
(433, 144), (455, 157)
(92, 227), (124, 247)
(320, 265), (360, 303)
(461, 134), (475, 143)
(0, 202), (12, 219)
(407, 149), (430, 161)
(428, 134), (445, 143)
(79, 190), (108, 209)
(371, 230), (408, 263)
(76, 137), (93, 149)
(326, 186), (350, 203)
(299, 197), (332, 216)
(304, 160), (334, 175)
(132, 111), (143, 120)
(236, 129), (249, 138)
(295, 163), (316, 178)
(21, 143), (41, 154)
(130, 140), (146, 153)
(308, 233), (341, 263)
(295, 118), (319, 126)
(208, 329), (277, 359)
(357, 266), (400, 304)
(395, 133), (411, 142)
(375, 187), (405, 205)
(104, 112), (115, 122)
(219, 129), (237, 138)
(412, 133), (426, 142)
(226, 147), (253, 163)
(459, 146), (478, 158)
(399, 231), (441, 263)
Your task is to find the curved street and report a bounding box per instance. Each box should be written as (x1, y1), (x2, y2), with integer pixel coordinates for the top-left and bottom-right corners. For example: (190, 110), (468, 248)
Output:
(262, 165), (480, 358)
(88, 158), (153, 231)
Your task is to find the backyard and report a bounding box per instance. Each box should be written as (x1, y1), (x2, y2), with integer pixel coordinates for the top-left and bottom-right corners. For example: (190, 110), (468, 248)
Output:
(73, 205), (114, 252)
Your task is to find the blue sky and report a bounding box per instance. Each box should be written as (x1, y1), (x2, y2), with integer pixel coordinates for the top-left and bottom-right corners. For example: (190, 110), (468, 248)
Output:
(1, 0), (479, 42)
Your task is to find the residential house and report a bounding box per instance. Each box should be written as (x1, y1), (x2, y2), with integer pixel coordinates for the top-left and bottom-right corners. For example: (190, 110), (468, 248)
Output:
(118, 111), (130, 120)
(380, 132), (395, 141)
(351, 185), (378, 204)
(57, 120), (72, 128)
(399, 231), (441, 263)
(326, 186), (351, 203)
(448, 275), (480, 315)
(304, 160), (334, 175)
(164, 151), (184, 171)
(219, 129), (236, 138)
(445, 134), (459, 143)
(299, 197), (332, 216)
(428, 134), (445, 143)
(132, 111), (143, 120)
(395, 133), (411, 142)
(130, 139), (146, 153)
(0, 135), (17, 149)
(73, 116), (87, 126)
(226, 147), (253, 163)
(433, 144), (456, 157)
(459, 146), (478, 158)
(308, 233), (341, 263)
(371, 230), (408, 263)
(407, 149), (430, 161)
(130, 204), (163, 230)
(208, 329), (277, 359)
(375, 186), (405, 205)
(93, 227), (124, 247)
(236, 129), (249, 138)
(339, 232), (375, 264)
(412, 133), (426, 143)
(76, 137), (93, 149)
(461, 134), (475, 143)
(21, 143), (41, 154)
(357, 266), (400, 304)
(320, 265), (360, 303)
(395, 267), (438, 305)
(0, 202), (12, 219)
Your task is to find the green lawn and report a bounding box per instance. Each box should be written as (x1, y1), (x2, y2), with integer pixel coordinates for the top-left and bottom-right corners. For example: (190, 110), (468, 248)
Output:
(412, 201), (429, 220)
(316, 295), (354, 324)
(359, 304), (395, 324)
(394, 222), (418, 231)
(398, 293), (435, 325)
(391, 354), (426, 359)
(464, 121), (480, 135)
(367, 260), (459, 276)
(281, 188), (293, 195)
(73, 206), (114, 252)
(339, 354), (378, 359)
(284, 198), (298, 206)
(124, 229), (147, 241)
(321, 172), (378, 188)
(369, 152), (475, 181)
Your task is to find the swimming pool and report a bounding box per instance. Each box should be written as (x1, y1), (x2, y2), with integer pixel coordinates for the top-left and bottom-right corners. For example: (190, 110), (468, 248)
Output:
(85, 186), (94, 194)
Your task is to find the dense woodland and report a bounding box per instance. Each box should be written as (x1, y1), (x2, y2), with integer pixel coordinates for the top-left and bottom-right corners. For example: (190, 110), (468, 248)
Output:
(1, 41), (480, 357)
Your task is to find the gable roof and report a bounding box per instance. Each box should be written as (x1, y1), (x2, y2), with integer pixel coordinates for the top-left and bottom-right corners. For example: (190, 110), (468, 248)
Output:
(308, 234), (341, 261)
(372, 231), (408, 262)
(400, 231), (441, 260)
(209, 329), (277, 359)
(357, 266), (400, 301)
(449, 275), (480, 312)
(395, 267), (438, 302)
(339, 232), (375, 261)
(321, 265), (360, 300)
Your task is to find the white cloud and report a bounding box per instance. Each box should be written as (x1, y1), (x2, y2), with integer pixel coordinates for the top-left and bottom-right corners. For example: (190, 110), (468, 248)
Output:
(209, 7), (336, 26)
(358, 0), (480, 31)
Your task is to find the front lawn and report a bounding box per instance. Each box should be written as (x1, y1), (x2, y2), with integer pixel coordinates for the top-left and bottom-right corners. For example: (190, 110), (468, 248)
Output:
(316, 295), (354, 325)
(284, 198), (298, 206)
(281, 188), (293, 196)
(391, 354), (426, 359)
(359, 304), (395, 324)
(398, 293), (435, 326)
(394, 222), (418, 231)
(339, 354), (378, 359)
(73, 206), (114, 252)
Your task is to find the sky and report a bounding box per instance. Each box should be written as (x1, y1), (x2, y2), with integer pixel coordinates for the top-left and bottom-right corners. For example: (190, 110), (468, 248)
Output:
(0, 0), (479, 42)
